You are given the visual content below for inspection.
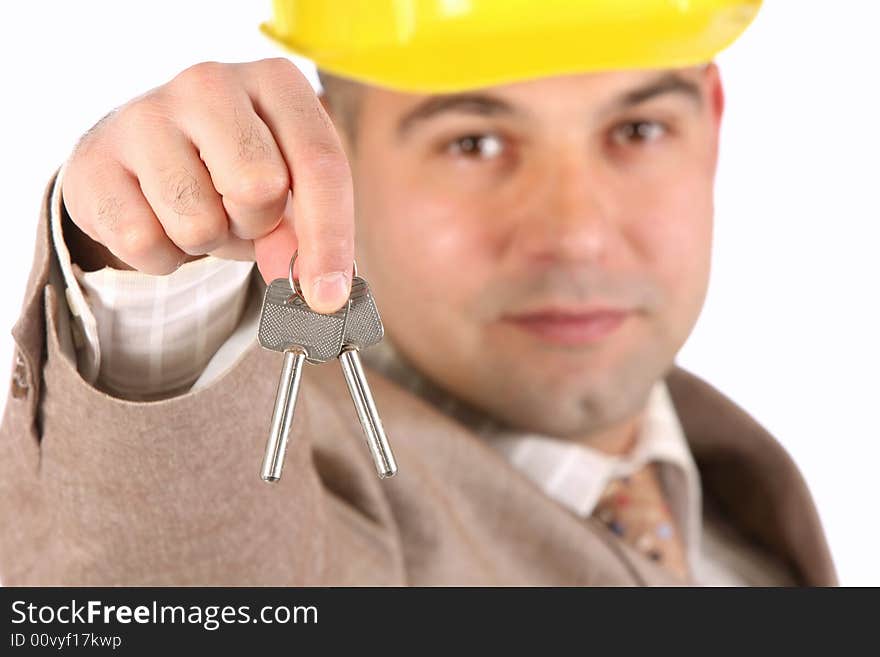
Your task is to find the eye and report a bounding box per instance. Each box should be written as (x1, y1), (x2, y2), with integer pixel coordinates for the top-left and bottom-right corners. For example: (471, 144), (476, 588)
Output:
(447, 133), (504, 159)
(610, 120), (667, 146)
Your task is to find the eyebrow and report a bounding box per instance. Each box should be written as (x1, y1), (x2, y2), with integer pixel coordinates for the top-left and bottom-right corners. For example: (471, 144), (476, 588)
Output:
(396, 94), (518, 138)
(394, 71), (704, 138)
(607, 72), (704, 113)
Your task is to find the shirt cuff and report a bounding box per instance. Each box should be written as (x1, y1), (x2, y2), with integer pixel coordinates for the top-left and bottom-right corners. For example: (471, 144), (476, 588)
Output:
(48, 162), (256, 398)
(49, 160), (101, 382)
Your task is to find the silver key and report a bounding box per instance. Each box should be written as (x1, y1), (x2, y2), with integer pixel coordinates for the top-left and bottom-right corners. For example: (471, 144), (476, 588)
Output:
(257, 278), (348, 482)
(258, 278), (348, 363)
(339, 277), (398, 478)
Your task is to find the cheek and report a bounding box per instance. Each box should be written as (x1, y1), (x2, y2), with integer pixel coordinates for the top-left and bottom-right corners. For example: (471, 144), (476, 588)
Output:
(629, 173), (713, 318)
(352, 165), (497, 343)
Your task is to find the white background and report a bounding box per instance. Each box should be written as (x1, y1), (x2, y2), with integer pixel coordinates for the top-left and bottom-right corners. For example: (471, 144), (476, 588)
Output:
(0, 2), (877, 585)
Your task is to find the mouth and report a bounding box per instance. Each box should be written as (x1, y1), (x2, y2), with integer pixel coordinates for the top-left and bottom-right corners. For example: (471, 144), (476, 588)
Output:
(500, 307), (631, 346)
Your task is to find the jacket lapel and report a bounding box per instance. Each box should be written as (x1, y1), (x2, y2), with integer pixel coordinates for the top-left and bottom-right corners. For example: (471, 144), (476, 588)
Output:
(666, 366), (838, 586)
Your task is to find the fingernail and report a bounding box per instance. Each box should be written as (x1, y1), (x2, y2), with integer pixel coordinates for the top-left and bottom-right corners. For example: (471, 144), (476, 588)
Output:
(311, 271), (350, 311)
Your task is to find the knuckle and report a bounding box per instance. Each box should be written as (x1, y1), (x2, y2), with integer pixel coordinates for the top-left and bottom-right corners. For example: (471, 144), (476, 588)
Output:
(225, 167), (289, 211)
(173, 216), (226, 253)
(72, 109), (119, 159)
(260, 57), (304, 84)
(300, 141), (350, 180)
(117, 94), (170, 133)
(260, 60), (318, 112)
(66, 147), (93, 178)
(173, 61), (231, 95)
(118, 223), (164, 261)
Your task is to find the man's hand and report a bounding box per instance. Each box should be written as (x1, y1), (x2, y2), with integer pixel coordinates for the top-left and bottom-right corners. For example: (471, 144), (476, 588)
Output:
(62, 58), (354, 313)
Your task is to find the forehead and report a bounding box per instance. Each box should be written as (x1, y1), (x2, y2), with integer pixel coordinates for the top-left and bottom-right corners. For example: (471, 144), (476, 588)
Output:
(359, 66), (707, 124)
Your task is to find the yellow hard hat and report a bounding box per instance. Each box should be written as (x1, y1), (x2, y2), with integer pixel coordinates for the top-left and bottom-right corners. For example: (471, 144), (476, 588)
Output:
(261, 0), (762, 93)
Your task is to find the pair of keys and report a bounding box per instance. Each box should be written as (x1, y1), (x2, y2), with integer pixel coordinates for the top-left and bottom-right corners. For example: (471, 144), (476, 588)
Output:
(257, 253), (397, 482)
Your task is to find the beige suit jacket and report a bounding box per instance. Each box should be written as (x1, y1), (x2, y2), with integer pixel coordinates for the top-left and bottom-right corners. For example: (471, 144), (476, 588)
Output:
(0, 175), (838, 586)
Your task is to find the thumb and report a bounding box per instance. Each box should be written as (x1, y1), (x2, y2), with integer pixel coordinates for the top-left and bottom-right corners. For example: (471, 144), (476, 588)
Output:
(253, 188), (354, 313)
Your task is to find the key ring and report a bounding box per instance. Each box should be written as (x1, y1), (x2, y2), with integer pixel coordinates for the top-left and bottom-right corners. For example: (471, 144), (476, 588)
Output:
(288, 250), (358, 299)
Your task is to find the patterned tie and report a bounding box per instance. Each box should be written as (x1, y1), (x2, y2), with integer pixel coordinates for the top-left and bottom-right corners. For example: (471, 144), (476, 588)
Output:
(592, 462), (690, 580)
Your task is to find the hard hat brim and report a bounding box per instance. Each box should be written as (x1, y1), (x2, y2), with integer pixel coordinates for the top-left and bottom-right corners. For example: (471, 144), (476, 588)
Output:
(262, 0), (762, 94)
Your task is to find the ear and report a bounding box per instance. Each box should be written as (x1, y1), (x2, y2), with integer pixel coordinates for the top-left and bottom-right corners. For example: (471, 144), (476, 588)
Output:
(704, 61), (725, 126)
(701, 62), (725, 174)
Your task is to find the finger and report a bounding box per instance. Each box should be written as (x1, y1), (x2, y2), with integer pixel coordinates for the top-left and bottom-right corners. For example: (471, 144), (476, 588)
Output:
(244, 58), (354, 313)
(210, 236), (256, 262)
(254, 191), (297, 283)
(170, 63), (291, 241)
(65, 159), (189, 275)
(119, 125), (230, 257)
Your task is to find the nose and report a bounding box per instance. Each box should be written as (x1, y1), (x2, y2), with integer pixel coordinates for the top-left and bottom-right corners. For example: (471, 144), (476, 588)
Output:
(506, 152), (617, 267)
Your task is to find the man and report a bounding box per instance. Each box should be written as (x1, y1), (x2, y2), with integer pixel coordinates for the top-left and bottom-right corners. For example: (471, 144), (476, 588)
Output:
(0, 0), (836, 585)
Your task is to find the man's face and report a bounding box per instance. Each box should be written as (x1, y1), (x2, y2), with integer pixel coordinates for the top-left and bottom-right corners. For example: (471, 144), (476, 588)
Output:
(335, 65), (723, 438)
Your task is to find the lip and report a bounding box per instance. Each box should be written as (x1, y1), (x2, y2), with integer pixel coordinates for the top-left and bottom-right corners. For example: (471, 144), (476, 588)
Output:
(501, 307), (631, 346)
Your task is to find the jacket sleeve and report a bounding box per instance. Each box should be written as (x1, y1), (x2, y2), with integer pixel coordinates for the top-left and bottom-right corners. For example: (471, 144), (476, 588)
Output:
(0, 171), (403, 585)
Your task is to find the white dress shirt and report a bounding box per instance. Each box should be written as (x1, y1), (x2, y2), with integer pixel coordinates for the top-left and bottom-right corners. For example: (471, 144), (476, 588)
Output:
(48, 165), (795, 586)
